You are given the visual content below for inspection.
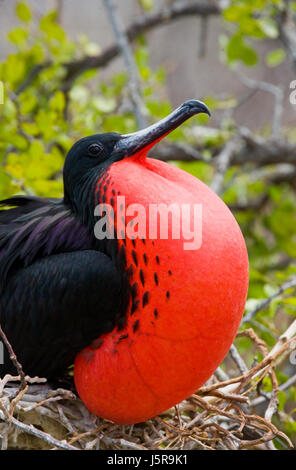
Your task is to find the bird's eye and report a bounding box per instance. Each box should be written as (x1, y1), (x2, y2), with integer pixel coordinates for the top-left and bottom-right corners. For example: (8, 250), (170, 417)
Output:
(87, 143), (104, 157)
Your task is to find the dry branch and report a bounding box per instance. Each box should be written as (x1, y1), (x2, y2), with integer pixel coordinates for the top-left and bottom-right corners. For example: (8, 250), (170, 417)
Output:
(103, 0), (148, 129)
(151, 129), (296, 167)
(16, 0), (220, 94)
(243, 278), (296, 324)
(237, 73), (284, 139)
(210, 138), (239, 195)
(0, 325), (26, 391)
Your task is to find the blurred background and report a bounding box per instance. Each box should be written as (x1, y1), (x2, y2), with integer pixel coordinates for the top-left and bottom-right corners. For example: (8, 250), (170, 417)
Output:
(0, 0), (296, 448)
(1, 0), (296, 128)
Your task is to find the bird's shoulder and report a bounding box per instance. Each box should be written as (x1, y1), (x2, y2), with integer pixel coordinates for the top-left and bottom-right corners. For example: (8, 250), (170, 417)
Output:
(0, 195), (93, 289)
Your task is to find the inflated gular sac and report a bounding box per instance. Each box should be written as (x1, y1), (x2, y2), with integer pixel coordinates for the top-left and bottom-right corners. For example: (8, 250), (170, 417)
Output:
(74, 101), (249, 424)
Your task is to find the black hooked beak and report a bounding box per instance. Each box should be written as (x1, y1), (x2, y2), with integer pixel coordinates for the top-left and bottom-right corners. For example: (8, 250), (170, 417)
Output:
(112, 99), (211, 159)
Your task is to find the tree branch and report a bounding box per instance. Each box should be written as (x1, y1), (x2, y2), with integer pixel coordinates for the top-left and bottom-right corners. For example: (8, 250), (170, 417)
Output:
(0, 324), (26, 391)
(210, 138), (239, 195)
(237, 73), (284, 139)
(276, 0), (296, 72)
(17, 1), (220, 93)
(150, 128), (296, 167)
(103, 0), (148, 129)
(242, 278), (296, 325)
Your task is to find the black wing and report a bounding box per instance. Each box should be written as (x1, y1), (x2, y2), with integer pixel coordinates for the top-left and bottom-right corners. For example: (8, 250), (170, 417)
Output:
(0, 250), (125, 378)
(0, 196), (92, 289)
(0, 196), (128, 378)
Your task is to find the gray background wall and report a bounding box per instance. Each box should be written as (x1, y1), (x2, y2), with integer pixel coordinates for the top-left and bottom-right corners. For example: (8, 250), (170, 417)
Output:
(0, 0), (295, 129)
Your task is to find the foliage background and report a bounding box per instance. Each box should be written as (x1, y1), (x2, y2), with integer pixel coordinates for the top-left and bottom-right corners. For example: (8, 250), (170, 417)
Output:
(0, 0), (296, 449)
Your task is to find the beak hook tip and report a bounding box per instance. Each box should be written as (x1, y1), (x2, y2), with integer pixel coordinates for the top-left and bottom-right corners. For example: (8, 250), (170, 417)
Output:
(182, 99), (211, 117)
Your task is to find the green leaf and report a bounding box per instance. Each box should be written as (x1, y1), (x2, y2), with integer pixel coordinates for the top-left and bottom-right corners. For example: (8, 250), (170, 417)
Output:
(19, 94), (38, 114)
(40, 11), (65, 42)
(15, 2), (32, 23)
(7, 27), (28, 46)
(21, 122), (39, 136)
(2, 53), (26, 84)
(286, 420), (296, 434)
(92, 96), (116, 113)
(11, 135), (28, 150)
(84, 42), (101, 57)
(135, 46), (149, 68)
(29, 140), (45, 159)
(226, 34), (258, 66)
(0, 168), (18, 197)
(265, 48), (286, 67)
(226, 34), (242, 62)
(257, 18), (278, 38)
(139, 0), (154, 11)
(241, 44), (258, 66)
(49, 91), (66, 112)
(223, 4), (251, 22)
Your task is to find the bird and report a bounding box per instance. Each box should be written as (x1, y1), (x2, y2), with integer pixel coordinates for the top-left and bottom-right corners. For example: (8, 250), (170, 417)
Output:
(0, 100), (249, 424)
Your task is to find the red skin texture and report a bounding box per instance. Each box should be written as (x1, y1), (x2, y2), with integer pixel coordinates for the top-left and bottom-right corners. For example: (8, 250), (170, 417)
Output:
(74, 155), (249, 424)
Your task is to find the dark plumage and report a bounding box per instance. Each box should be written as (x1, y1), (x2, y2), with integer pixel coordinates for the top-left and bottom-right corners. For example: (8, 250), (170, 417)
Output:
(0, 134), (130, 378)
(0, 250), (122, 377)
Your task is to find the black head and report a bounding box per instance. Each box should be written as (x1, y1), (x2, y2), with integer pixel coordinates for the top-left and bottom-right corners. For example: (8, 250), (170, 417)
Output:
(63, 99), (211, 215)
(63, 132), (122, 209)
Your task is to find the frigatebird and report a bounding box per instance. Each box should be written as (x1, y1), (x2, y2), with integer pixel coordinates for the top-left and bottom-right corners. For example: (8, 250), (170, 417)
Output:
(0, 100), (248, 424)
